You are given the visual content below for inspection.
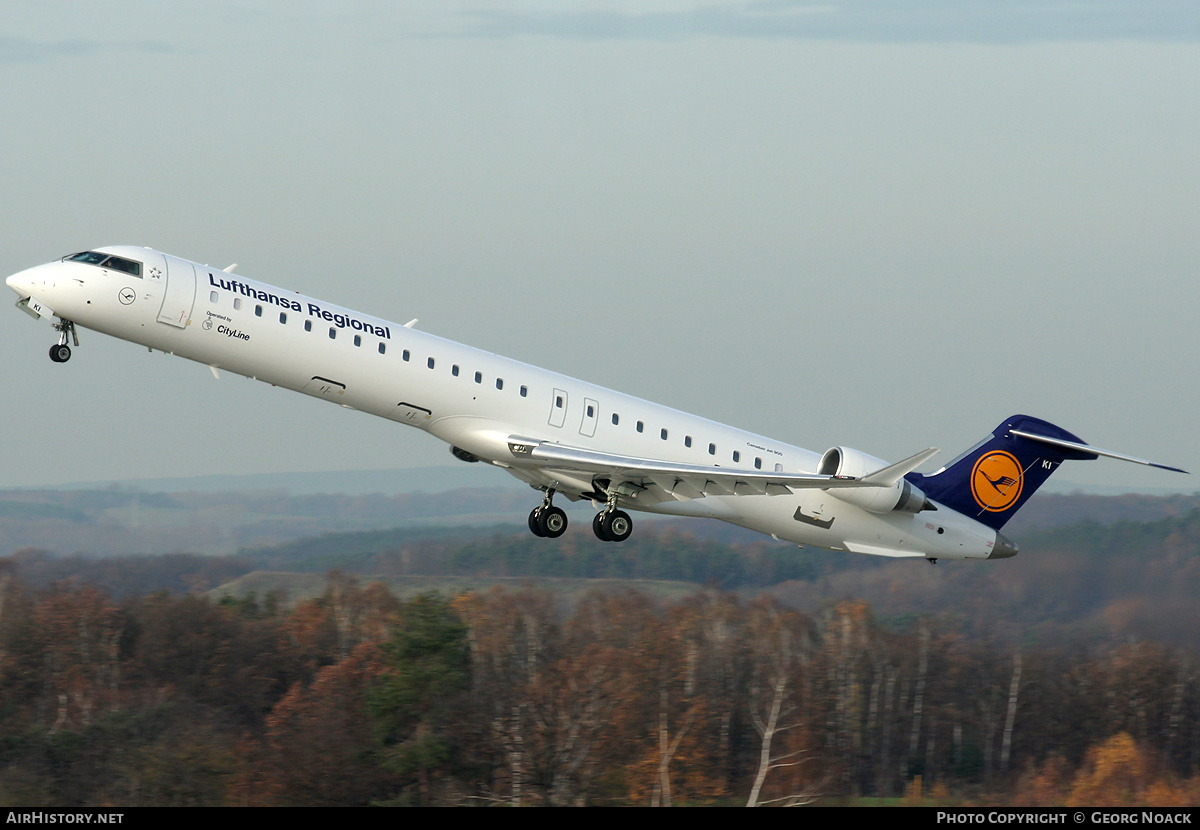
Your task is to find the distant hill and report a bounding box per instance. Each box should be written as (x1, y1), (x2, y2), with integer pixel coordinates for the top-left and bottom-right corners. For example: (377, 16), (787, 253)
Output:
(3, 473), (1197, 559)
(23, 465), (525, 496)
(0, 482), (538, 557)
(3, 481), (1199, 650)
(205, 504), (1200, 650)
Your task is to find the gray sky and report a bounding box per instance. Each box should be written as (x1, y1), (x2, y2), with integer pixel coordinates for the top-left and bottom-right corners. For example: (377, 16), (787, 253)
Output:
(2, 1), (1197, 492)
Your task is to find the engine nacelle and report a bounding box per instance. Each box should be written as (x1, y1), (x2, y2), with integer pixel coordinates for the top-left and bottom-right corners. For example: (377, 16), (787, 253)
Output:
(818, 446), (930, 514)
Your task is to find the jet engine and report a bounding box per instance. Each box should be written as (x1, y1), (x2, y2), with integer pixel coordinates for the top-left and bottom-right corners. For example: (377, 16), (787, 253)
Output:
(818, 446), (931, 514)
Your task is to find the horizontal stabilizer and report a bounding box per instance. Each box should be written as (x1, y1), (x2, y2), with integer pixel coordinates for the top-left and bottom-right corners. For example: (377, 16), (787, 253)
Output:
(1008, 429), (1188, 474)
(860, 448), (940, 486)
(908, 414), (1188, 531)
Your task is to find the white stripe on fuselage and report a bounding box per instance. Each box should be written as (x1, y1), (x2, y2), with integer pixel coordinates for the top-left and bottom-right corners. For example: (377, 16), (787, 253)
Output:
(8, 246), (1000, 560)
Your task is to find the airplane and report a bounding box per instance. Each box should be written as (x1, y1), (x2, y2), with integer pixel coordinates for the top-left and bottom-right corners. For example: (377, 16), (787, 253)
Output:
(5, 246), (1186, 562)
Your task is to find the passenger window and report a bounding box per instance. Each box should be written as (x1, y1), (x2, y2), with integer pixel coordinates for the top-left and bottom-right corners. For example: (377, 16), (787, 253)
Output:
(685, 436), (692, 448)
(279, 312), (287, 324)
(209, 291), (218, 303)
(612, 413), (619, 425)
(353, 335), (362, 347)
(496, 378), (504, 390)
(520, 386), (527, 397)
(636, 421), (644, 433)
(255, 305), (262, 317)
(328, 328), (336, 339)
(233, 298), (242, 310)
(660, 428), (668, 440)
(427, 357), (435, 369)
(378, 343), (386, 355)
(586, 404), (593, 417)
(733, 451), (741, 463)
(403, 350), (410, 361)
(754, 457), (762, 469)
(304, 320), (312, 332)
(709, 443), (716, 456)
(452, 365), (460, 377)
(475, 372), (482, 384)
(556, 396), (564, 408)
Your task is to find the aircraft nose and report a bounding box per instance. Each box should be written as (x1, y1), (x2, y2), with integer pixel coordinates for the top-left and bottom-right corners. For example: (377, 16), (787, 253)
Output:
(6, 268), (39, 298)
(6, 271), (30, 297)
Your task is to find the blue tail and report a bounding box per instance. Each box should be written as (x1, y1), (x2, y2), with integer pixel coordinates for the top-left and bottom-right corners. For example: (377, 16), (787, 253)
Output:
(905, 415), (1098, 530)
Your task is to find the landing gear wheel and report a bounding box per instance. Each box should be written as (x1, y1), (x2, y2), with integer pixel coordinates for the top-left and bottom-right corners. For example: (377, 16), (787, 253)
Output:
(537, 506), (568, 538)
(50, 319), (78, 363)
(528, 508), (547, 537)
(600, 510), (632, 543)
(592, 512), (612, 542)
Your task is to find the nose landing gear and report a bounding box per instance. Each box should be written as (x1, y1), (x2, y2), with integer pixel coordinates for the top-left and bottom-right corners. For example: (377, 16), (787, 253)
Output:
(49, 319), (78, 363)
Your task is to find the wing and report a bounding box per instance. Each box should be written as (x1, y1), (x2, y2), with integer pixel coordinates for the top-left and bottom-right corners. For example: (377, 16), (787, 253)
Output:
(504, 435), (938, 504)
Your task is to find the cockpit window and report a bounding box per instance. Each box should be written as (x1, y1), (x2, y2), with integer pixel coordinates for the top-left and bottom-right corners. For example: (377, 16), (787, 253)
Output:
(105, 256), (142, 276)
(65, 251), (108, 265)
(62, 251), (142, 277)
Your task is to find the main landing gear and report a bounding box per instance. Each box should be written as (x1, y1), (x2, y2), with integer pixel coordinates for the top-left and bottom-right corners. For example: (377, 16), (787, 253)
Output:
(49, 319), (78, 363)
(528, 490), (568, 539)
(592, 506), (632, 543)
(525, 489), (635, 543)
(591, 486), (633, 542)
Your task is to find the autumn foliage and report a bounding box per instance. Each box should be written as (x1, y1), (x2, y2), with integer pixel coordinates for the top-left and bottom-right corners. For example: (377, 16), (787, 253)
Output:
(1, 568), (1199, 806)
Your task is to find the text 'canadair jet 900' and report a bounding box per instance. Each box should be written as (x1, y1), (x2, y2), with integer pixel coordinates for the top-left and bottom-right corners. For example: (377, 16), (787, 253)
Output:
(6, 247), (1186, 562)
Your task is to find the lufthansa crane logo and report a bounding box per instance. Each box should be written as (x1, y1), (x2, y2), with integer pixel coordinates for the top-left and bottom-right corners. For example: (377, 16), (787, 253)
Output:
(118, 287), (136, 305)
(970, 451), (1024, 512)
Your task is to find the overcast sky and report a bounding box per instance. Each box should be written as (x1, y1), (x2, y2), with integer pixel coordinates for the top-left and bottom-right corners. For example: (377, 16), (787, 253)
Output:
(2, 1), (1197, 493)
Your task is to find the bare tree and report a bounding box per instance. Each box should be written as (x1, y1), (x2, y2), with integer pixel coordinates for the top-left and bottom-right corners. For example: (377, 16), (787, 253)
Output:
(746, 600), (819, 806)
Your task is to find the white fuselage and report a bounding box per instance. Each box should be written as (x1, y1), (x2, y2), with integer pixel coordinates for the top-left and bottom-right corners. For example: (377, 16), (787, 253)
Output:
(6, 246), (1005, 560)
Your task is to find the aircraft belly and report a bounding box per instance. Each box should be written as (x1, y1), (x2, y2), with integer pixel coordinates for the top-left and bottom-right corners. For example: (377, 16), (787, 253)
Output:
(714, 491), (945, 558)
(640, 496), (744, 521)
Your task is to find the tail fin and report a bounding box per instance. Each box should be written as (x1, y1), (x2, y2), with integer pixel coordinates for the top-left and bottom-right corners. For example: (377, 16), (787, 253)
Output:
(905, 414), (1186, 530)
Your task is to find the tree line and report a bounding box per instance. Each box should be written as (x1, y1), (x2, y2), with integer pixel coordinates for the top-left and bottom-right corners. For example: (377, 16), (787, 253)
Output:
(1, 565), (1198, 806)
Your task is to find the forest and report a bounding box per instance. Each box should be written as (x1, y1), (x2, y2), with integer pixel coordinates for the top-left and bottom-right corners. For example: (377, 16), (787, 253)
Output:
(1, 562), (1198, 805)
(1, 488), (1199, 806)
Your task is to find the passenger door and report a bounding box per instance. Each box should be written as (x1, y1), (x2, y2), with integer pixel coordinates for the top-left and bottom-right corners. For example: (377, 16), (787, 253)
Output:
(158, 256), (197, 328)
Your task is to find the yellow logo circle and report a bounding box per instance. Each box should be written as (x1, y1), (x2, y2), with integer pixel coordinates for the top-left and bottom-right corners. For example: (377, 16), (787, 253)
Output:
(970, 451), (1024, 512)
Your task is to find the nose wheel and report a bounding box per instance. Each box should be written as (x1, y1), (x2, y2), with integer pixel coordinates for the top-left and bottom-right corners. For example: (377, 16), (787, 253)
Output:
(49, 319), (78, 363)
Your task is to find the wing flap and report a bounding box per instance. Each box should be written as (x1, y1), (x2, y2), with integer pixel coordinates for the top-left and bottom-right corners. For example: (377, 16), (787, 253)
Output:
(507, 436), (939, 503)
